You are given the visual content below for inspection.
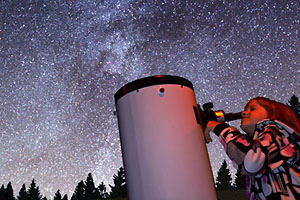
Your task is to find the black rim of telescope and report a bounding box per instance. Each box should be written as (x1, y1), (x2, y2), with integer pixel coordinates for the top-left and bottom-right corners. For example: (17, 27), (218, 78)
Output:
(114, 75), (194, 103)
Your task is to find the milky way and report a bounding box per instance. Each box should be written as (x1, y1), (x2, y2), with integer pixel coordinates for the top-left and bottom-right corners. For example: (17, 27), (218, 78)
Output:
(1, 0), (300, 198)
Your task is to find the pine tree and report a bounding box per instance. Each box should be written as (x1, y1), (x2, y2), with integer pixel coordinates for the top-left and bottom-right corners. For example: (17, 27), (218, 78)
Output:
(84, 173), (96, 200)
(62, 194), (68, 200)
(287, 94), (300, 122)
(17, 184), (29, 200)
(0, 185), (6, 200)
(28, 179), (42, 200)
(53, 190), (62, 200)
(216, 160), (233, 190)
(71, 181), (85, 200)
(98, 182), (108, 199)
(6, 182), (15, 200)
(94, 187), (102, 200)
(233, 168), (246, 189)
(109, 167), (127, 198)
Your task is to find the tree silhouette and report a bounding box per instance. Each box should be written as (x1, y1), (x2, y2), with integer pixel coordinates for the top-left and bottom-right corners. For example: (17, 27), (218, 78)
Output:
(93, 187), (102, 200)
(84, 173), (97, 200)
(233, 168), (246, 189)
(216, 160), (233, 190)
(98, 182), (108, 199)
(70, 173), (110, 200)
(53, 190), (62, 200)
(62, 194), (68, 200)
(109, 167), (127, 198)
(28, 179), (42, 200)
(287, 94), (300, 122)
(0, 185), (6, 200)
(17, 184), (29, 200)
(5, 182), (15, 200)
(71, 181), (85, 200)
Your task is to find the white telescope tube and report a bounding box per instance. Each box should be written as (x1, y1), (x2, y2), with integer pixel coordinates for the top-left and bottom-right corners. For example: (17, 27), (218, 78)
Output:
(115, 75), (217, 200)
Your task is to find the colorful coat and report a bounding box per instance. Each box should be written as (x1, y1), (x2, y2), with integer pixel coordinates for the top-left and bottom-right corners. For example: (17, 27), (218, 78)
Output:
(214, 119), (300, 200)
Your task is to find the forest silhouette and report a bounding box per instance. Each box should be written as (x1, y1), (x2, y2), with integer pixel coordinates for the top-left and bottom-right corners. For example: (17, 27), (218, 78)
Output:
(1, 167), (126, 200)
(1, 163), (245, 200)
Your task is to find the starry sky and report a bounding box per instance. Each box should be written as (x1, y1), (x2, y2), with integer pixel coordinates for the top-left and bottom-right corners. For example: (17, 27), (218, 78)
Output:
(1, 0), (300, 198)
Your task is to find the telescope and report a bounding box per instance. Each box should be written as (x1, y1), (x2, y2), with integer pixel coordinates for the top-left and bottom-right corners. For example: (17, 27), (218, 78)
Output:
(114, 75), (242, 200)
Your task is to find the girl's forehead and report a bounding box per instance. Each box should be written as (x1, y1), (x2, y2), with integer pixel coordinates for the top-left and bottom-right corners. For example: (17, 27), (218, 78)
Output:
(245, 100), (258, 109)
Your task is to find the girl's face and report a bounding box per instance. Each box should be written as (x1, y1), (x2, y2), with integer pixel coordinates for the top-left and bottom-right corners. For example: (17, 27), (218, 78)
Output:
(240, 100), (268, 135)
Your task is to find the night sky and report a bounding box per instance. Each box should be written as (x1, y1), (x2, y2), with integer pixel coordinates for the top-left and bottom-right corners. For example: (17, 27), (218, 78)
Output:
(1, 0), (299, 198)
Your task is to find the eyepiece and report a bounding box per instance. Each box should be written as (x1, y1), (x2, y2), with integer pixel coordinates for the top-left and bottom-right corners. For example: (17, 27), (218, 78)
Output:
(224, 112), (242, 121)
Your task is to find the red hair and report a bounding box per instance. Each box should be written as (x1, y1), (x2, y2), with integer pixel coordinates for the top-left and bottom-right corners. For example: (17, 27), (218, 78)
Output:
(246, 97), (300, 133)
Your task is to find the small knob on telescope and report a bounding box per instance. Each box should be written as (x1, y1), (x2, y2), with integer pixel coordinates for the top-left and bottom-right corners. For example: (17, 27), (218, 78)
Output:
(203, 102), (214, 111)
(159, 87), (165, 97)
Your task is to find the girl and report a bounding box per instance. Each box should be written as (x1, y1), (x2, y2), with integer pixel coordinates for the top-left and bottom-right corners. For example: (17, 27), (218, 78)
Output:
(205, 97), (300, 200)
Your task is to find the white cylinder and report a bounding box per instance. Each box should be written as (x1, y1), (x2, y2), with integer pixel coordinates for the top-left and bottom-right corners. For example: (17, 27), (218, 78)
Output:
(115, 75), (217, 200)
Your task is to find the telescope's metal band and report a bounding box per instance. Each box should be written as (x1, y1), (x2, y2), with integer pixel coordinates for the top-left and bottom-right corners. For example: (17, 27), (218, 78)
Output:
(114, 75), (194, 103)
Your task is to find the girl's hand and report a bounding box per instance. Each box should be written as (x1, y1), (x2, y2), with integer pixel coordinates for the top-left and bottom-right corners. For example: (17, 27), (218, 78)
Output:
(204, 121), (221, 143)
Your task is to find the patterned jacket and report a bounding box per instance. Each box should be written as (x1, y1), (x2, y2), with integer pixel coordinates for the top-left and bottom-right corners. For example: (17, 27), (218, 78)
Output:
(214, 119), (300, 200)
